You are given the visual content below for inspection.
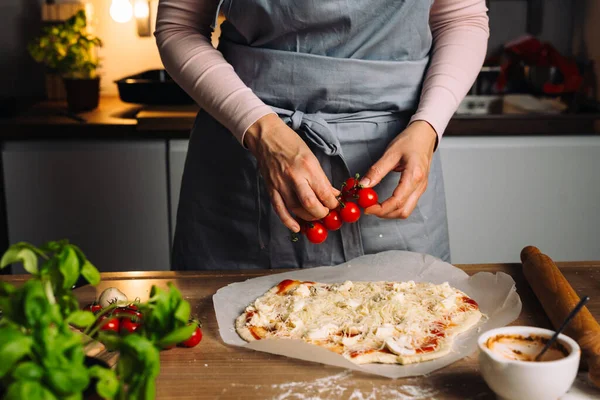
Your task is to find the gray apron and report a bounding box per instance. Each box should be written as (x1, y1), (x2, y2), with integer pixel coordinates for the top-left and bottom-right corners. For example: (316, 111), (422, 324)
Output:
(172, 0), (451, 270)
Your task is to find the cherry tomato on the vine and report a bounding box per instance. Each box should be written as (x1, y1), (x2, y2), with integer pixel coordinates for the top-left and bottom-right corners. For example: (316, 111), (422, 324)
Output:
(83, 303), (102, 314)
(342, 176), (359, 199)
(120, 318), (141, 335)
(339, 202), (361, 223)
(180, 323), (203, 348)
(322, 210), (343, 231)
(356, 187), (378, 208)
(98, 316), (120, 333)
(305, 222), (328, 244)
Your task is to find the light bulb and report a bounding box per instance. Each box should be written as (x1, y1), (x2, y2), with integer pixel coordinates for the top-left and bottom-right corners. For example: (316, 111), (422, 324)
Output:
(134, 0), (149, 19)
(110, 0), (133, 23)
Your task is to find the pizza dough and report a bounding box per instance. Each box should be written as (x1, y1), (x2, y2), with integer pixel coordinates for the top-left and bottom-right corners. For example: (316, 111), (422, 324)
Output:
(235, 279), (483, 365)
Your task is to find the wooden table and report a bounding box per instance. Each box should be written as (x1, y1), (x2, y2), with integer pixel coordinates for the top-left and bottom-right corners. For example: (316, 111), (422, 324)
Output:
(4, 262), (600, 399)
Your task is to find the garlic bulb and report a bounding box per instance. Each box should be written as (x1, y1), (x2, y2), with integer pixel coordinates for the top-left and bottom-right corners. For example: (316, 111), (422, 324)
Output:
(98, 287), (128, 308)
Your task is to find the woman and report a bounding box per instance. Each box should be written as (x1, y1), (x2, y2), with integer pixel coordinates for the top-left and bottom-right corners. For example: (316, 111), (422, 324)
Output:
(155, 0), (489, 270)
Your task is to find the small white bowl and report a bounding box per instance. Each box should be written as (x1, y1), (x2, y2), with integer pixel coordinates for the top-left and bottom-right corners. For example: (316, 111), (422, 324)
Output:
(478, 326), (580, 400)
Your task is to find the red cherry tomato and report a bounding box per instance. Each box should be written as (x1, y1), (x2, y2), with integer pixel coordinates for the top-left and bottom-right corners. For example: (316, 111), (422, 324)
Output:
(343, 177), (358, 191)
(322, 210), (343, 231)
(180, 324), (203, 348)
(127, 303), (139, 311)
(120, 318), (141, 335)
(342, 177), (358, 199)
(305, 222), (328, 244)
(339, 202), (361, 223)
(356, 187), (378, 208)
(83, 303), (102, 314)
(98, 316), (120, 333)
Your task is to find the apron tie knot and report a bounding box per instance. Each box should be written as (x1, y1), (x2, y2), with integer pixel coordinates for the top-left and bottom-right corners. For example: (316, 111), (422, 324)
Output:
(273, 107), (342, 157)
(290, 110), (304, 131)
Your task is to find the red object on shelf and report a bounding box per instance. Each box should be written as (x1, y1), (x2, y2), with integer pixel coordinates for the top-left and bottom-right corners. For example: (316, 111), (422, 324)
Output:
(496, 36), (582, 95)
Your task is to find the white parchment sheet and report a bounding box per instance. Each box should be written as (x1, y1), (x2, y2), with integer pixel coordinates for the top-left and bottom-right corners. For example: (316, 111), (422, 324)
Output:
(213, 251), (522, 378)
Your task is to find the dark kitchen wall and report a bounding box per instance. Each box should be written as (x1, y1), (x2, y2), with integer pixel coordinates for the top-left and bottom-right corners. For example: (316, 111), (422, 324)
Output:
(0, 0), (45, 99)
(487, 0), (575, 57)
(0, 0), (578, 99)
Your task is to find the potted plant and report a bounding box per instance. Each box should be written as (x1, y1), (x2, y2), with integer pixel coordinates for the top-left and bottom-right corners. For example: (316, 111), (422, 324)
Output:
(28, 10), (102, 112)
(0, 240), (200, 399)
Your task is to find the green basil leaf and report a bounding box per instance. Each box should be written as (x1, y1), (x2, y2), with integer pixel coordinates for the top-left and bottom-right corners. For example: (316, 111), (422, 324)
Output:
(173, 299), (191, 325)
(0, 327), (33, 378)
(57, 293), (80, 318)
(4, 380), (58, 400)
(97, 331), (122, 351)
(80, 260), (100, 286)
(65, 310), (96, 328)
(88, 365), (119, 399)
(12, 361), (44, 381)
(1, 246), (38, 274)
(46, 367), (88, 396)
(120, 334), (160, 378)
(156, 324), (196, 348)
(59, 246), (79, 289)
(42, 240), (62, 253)
(0, 280), (16, 296)
(144, 379), (156, 400)
(23, 280), (50, 327)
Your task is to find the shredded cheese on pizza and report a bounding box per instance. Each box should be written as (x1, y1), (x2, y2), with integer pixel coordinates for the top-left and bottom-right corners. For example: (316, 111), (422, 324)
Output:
(237, 279), (483, 364)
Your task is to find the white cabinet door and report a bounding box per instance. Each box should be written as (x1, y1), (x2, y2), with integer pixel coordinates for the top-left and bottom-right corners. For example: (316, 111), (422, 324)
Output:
(3, 141), (171, 272)
(440, 136), (600, 264)
(168, 140), (189, 240)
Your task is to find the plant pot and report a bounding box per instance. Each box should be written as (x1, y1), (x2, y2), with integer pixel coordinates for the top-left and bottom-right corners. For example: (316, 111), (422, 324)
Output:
(63, 77), (100, 113)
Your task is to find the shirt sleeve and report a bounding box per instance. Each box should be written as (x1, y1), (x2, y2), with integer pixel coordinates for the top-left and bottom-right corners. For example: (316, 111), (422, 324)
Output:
(409, 0), (490, 141)
(154, 0), (276, 146)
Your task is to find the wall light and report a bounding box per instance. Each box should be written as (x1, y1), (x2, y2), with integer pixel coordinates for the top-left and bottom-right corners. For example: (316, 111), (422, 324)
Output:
(109, 0), (133, 23)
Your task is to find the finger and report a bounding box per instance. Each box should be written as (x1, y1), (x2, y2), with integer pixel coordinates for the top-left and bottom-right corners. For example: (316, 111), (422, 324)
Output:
(365, 159), (425, 217)
(310, 176), (340, 210)
(294, 179), (330, 219)
(278, 188), (318, 221)
(270, 189), (301, 232)
(380, 183), (425, 219)
(292, 207), (322, 222)
(359, 151), (399, 188)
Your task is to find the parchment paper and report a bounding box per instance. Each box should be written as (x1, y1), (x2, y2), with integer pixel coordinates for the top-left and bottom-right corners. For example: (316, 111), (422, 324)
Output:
(213, 250), (522, 378)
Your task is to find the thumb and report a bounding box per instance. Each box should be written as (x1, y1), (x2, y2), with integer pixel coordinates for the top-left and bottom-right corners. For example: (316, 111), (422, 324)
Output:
(359, 153), (399, 188)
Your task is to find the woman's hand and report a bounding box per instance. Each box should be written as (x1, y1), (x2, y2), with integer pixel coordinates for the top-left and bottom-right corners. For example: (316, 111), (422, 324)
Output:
(359, 121), (438, 219)
(244, 114), (340, 232)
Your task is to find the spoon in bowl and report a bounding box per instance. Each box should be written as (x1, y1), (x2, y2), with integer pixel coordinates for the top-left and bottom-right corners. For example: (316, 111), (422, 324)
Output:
(535, 295), (590, 361)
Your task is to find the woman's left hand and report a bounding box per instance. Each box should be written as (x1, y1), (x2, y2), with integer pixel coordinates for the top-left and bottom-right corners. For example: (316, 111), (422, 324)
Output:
(359, 121), (438, 219)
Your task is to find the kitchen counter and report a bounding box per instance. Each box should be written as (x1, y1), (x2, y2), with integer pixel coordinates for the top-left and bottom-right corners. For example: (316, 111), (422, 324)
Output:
(1, 96), (599, 139)
(5, 262), (599, 399)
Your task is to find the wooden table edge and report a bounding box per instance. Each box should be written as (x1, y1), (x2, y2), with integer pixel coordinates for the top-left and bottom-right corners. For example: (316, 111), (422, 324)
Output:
(2, 261), (599, 282)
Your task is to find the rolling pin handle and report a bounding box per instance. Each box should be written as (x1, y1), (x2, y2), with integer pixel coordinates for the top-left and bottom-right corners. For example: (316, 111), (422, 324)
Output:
(520, 245), (541, 264)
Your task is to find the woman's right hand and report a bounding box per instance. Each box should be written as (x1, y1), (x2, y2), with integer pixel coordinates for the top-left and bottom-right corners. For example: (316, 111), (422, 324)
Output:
(244, 114), (340, 233)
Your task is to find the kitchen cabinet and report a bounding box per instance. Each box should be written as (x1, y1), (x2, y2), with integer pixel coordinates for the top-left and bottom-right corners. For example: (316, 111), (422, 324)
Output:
(440, 135), (600, 264)
(2, 141), (171, 273)
(165, 136), (600, 265)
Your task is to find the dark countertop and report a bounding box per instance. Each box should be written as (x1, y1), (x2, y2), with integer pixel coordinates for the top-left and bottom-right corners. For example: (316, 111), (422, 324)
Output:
(1, 97), (599, 140)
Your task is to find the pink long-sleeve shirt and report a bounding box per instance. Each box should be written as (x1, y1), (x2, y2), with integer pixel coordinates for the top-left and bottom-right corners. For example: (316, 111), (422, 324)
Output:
(155, 0), (489, 146)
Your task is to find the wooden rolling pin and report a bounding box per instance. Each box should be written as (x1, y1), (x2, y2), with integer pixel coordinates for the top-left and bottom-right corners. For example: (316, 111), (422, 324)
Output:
(521, 246), (600, 387)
